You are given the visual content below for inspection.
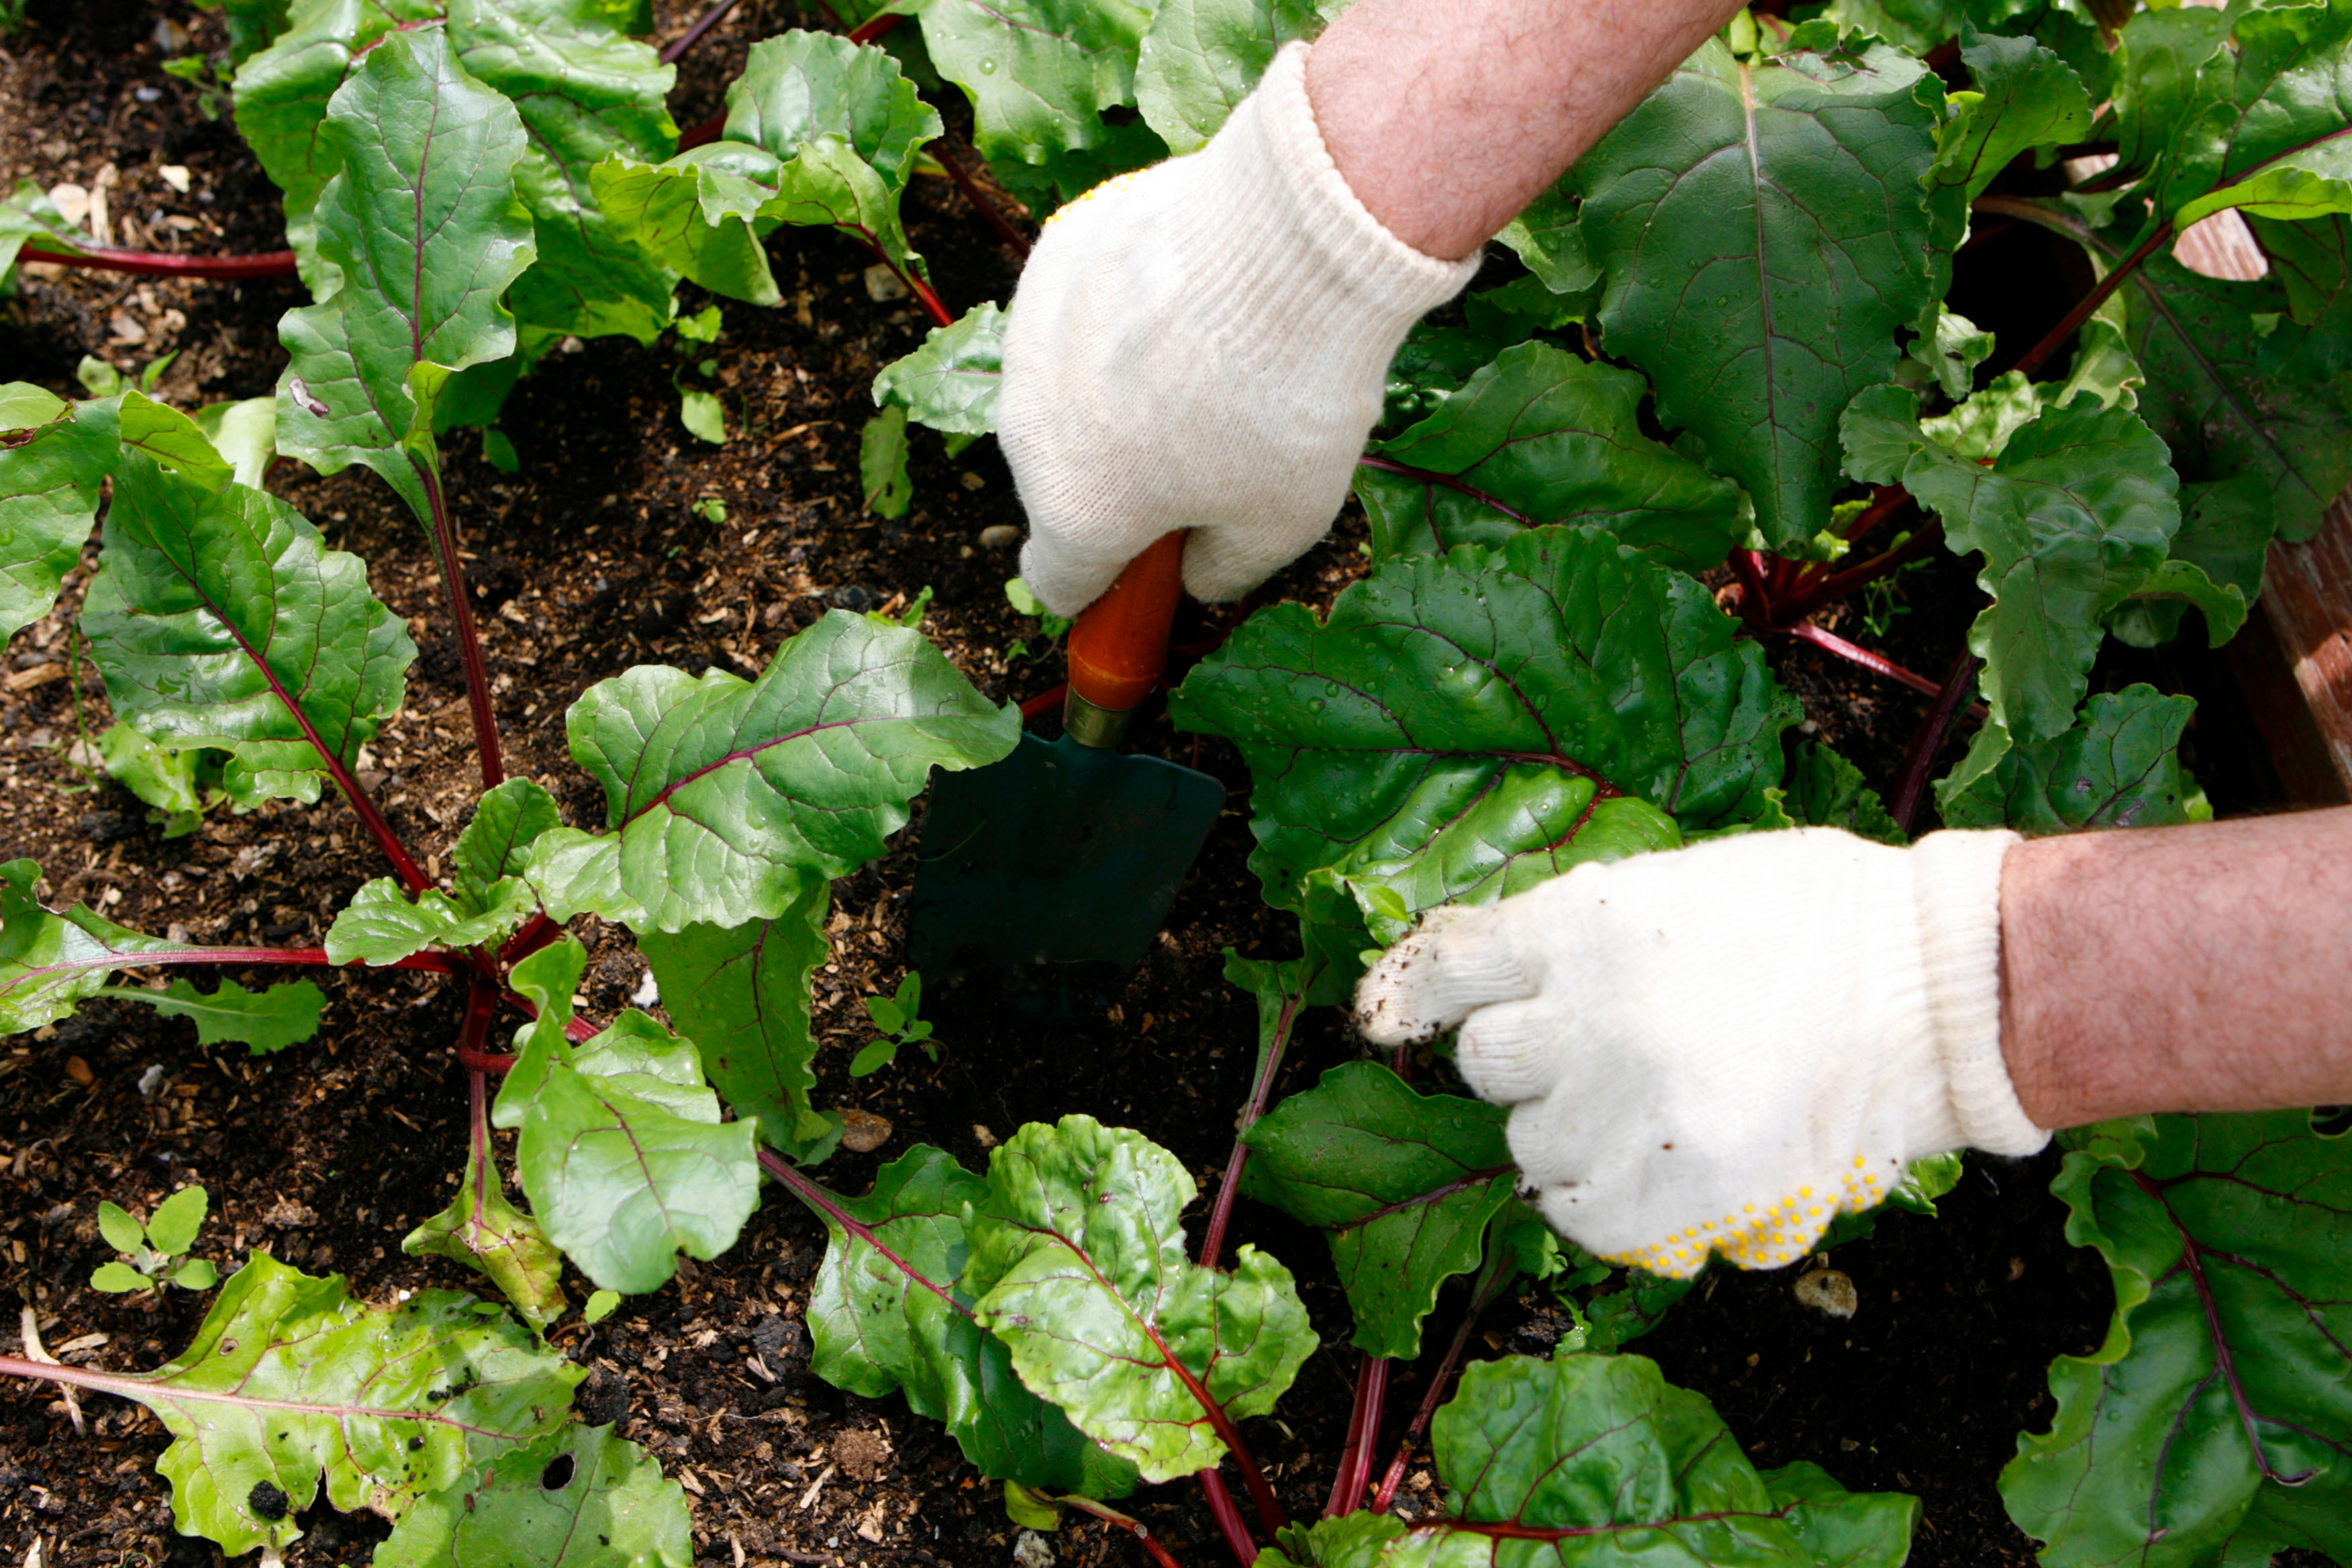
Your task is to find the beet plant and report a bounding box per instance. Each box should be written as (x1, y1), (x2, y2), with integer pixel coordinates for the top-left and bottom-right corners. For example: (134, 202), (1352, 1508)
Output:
(3, 0), (2350, 1564)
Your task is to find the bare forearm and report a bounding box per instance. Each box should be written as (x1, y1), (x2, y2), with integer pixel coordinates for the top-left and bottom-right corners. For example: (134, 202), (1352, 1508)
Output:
(1999, 806), (2352, 1128)
(1306, 0), (1745, 260)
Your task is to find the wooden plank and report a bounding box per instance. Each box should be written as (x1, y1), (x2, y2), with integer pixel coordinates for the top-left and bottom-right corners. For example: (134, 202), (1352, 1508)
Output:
(2261, 495), (2352, 799)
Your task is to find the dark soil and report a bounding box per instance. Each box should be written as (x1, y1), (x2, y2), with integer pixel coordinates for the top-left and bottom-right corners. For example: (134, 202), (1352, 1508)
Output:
(0, 4), (2324, 1567)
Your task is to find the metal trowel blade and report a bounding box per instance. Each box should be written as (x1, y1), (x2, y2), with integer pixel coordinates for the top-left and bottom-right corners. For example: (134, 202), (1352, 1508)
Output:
(909, 732), (1224, 986)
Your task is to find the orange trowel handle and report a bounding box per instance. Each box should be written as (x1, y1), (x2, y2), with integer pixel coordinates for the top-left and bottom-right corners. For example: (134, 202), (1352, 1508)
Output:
(1067, 530), (1187, 719)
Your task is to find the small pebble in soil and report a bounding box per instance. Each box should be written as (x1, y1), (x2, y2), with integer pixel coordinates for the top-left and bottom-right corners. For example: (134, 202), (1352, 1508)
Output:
(829, 584), (878, 613)
(838, 1108), (892, 1153)
(863, 264), (909, 302)
(1013, 1530), (1056, 1568)
(979, 525), (1020, 549)
(1793, 1267), (1858, 1320)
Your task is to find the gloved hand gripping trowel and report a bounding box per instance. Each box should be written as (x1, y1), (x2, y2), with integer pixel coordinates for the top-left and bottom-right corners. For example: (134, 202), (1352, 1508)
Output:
(908, 532), (1225, 994)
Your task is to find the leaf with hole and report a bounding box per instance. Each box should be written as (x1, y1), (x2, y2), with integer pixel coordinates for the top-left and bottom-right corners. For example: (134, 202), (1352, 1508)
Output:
(376, 1423), (692, 1568)
(1936, 685), (2200, 834)
(405, 1140), (569, 1332)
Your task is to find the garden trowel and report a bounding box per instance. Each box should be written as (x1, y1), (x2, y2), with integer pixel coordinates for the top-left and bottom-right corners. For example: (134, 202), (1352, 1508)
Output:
(910, 532), (1224, 997)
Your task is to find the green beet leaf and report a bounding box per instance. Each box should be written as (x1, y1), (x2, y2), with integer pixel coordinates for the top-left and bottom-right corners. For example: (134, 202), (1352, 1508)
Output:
(101, 977), (327, 1055)
(377, 1423), (691, 1567)
(914, 0), (1155, 169)
(455, 0), (681, 345)
(493, 940), (761, 1294)
(1354, 342), (1747, 575)
(802, 1144), (1142, 1496)
(2114, 238), (2352, 545)
(2110, 3), (2236, 201)
(863, 405), (913, 519)
(2160, 0), (2352, 233)
(0, 860), (205, 1035)
(52, 1253), (579, 1557)
(0, 383), (113, 637)
(1937, 685), (2200, 834)
(1779, 740), (1905, 844)
(562, 609), (1018, 932)
(726, 31), (942, 187)
(455, 779), (565, 910)
(964, 1115), (1317, 1483)
(1134, 0), (1318, 154)
(98, 721), (210, 838)
(1, 179), (89, 282)
(637, 874), (837, 1156)
(2002, 1112), (2352, 1567)
(873, 301), (1006, 436)
(2111, 473), (2273, 649)
(1841, 386), (2179, 791)
(275, 27), (538, 524)
(405, 1138), (569, 1331)
(1571, 32), (1943, 548)
(1926, 32), (2092, 256)
(326, 878), (536, 967)
(1171, 526), (1796, 950)
(1239, 1062), (1514, 1360)
(1382, 1354), (1915, 1565)
(2251, 209), (2352, 324)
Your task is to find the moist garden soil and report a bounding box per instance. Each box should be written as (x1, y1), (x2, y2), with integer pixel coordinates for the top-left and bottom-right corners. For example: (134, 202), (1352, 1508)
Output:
(0, 3), (2328, 1566)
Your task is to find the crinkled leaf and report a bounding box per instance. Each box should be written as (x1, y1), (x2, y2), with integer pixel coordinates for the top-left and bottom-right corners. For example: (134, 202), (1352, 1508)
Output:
(1927, 31), (2092, 250)
(377, 1424), (691, 1567)
(1355, 343), (1746, 575)
(1239, 1062), (1514, 1360)
(1907, 306), (1996, 401)
(1379, 1354), (1915, 1565)
(1841, 386), (2178, 789)
(2111, 3), (2236, 196)
(404, 1140), (568, 1331)
(1571, 34), (1943, 548)
(914, 0), (1155, 168)
(80, 453), (414, 810)
(275, 27), (536, 523)
(2159, 0), (2352, 236)
(1380, 324), (1508, 432)
(1781, 740), (1905, 844)
(97, 720), (207, 837)
(1134, 0), (1316, 154)
(636, 875), (836, 1155)
(103, 978), (326, 1055)
(1171, 526), (1796, 948)
(61, 1254), (579, 1557)
(803, 1145), (1142, 1496)
(1936, 685), (2198, 834)
(2113, 473), (2274, 648)
(964, 1115), (1318, 1483)
(563, 609), (1018, 932)
(873, 301), (1005, 435)
(0, 860), (205, 1034)
(2001, 1112), (2352, 1567)
(986, 113), (1169, 216)
(326, 877), (534, 967)
(1580, 1269), (1696, 1354)
(455, 779), (565, 912)
(493, 940), (761, 1295)
(1262, 1512), (1409, 1568)
(726, 31), (942, 185)
(454, 0), (681, 344)
(1494, 183), (1598, 298)
(2116, 237), (2352, 544)
(0, 385), (114, 637)
(2251, 210), (2352, 324)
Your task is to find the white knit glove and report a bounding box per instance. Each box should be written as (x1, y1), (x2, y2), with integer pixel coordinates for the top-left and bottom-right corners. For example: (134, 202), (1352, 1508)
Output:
(1355, 828), (2049, 1277)
(997, 43), (1481, 617)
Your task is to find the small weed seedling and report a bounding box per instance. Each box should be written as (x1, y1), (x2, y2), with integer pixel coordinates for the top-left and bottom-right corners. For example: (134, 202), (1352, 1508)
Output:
(852, 970), (936, 1077)
(91, 1185), (217, 1293)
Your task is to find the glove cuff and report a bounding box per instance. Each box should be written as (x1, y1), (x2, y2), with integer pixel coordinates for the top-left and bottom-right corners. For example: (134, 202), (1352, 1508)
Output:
(1912, 830), (2047, 1157)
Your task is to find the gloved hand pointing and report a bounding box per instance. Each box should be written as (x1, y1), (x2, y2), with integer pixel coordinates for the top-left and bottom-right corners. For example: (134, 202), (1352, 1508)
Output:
(1355, 828), (2049, 1277)
(997, 42), (1480, 618)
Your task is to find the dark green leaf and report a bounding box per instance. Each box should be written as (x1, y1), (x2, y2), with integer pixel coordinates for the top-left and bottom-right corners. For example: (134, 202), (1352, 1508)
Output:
(493, 940), (761, 1294)
(725, 31), (942, 185)
(2110, 3), (2235, 194)
(1571, 34), (1943, 548)
(1936, 685), (2199, 833)
(455, 779), (565, 913)
(1240, 1062), (1514, 1359)
(1841, 386), (2179, 788)
(562, 609), (1018, 932)
(1356, 342), (1746, 574)
(1, 859), (207, 1035)
(377, 1424), (692, 1568)
(1386, 1354), (1915, 1564)
(2112, 473), (2273, 648)
(965, 1115), (1317, 1483)
(1780, 740), (1905, 844)
(873, 301), (1005, 435)
(102, 979), (326, 1055)
(68, 1254), (579, 1556)
(1380, 324), (1509, 432)
(2250, 211), (2352, 324)
(803, 1144), (1142, 1496)
(1579, 1269), (1696, 1353)
(914, 0), (1155, 168)
(1494, 182), (1598, 297)
(862, 405), (913, 518)
(1134, 0), (1316, 154)
(1927, 31), (2092, 252)
(1171, 526), (1796, 948)
(637, 875), (837, 1153)
(2160, 0), (2352, 233)
(275, 27), (538, 523)
(2002, 1112), (2352, 1567)
(0, 383), (114, 637)
(404, 1139), (569, 1331)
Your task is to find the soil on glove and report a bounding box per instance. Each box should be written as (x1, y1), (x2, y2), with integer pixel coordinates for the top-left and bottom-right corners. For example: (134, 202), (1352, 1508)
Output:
(0, 4), (2329, 1567)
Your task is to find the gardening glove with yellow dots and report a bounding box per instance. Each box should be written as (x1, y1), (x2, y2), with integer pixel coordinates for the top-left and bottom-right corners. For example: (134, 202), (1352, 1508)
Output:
(997, 42), (1481, 618)
(1354, 828), (2050, 1278)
